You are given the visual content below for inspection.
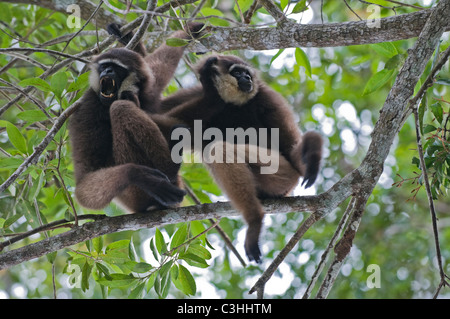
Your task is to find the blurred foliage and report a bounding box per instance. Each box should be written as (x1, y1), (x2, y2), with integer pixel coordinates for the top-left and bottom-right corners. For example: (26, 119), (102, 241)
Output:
(0, 0), (449, 299)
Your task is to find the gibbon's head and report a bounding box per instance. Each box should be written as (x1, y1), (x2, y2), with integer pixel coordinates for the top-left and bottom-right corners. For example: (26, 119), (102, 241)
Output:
(89, 48), (154, 107)
(197, 55), (259, 106)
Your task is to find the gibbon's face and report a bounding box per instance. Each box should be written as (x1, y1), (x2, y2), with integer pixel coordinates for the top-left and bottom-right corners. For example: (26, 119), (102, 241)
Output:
(89, 49), (147, 108)
(201, 56), (259, 106)
(97, 61), (129, 104)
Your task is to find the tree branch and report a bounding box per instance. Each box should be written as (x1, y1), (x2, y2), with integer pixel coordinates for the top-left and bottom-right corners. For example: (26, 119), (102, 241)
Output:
(0, 195), (323, 270)
(190, 9), (450, 52)
(0, 0), (124, 28)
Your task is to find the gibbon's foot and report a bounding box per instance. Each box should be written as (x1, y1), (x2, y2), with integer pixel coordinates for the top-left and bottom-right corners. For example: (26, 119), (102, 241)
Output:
(132, 167), (186, 207)
(245, 222), (263, 263)
(148, 179), (186, 207)
(300, 131), (323, 188)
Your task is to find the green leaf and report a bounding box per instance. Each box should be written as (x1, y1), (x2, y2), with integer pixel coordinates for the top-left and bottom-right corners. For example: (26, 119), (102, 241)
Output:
(132, 262), (153, 273)
(200, 7), (229, 26)
(418, 95), (427, 136)
(50, 71), (68, 99)
(67, 72), (90, 93)
(165, 38), (189, 47)
(128, 237), (138, 262)
(384, 54), (405, 70)
(3, 214), (21, 228)
(106, 239), (130, 251)
(423, 124), (437, 134)
(170, 223), (188, 251)
(46, 251), (57, 264)
(179, 253), (209, 268)
(17, 110), (50, 122)
(146, 271), (157, 292)
(436, 78), (450, 86)
(155, 228), (167, 255)
(430, 102), (443, 124)
(155, 272), (171, 299)
(371, 42), (398, 58)
(270, 49), (285, 66)
(234, 0), (254, 15)
(174, 265), (196, 296)
(95, 263), (112, 280)
(128, 282), (146, 299)
(187, 244), (212, 260)
(363, 69), (395, 96)
(81, 261), (92, 292)
(19, 78), (52, 92)
(292, 0), (308, 13)
(149, 238), (159, 261)
(92, 236), (103, 254)
(0, 157), (22, 170)
(97, 274), (136, 288)
(0, 120), (28, 154)
(295, 48), (312, 78)
(159, 259), (174, 278)
(280, 0), (289, 10)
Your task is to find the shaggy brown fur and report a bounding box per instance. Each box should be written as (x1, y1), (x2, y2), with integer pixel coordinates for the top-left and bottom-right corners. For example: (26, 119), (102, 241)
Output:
(68, 24), (203, 213)
(153, 55), (323, 262)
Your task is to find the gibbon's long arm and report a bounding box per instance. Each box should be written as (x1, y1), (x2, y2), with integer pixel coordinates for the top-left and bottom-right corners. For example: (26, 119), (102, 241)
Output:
(108, 22), (204, 106)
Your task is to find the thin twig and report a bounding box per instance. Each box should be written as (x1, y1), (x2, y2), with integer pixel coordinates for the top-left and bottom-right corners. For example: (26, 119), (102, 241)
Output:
(0, 48), (89, 64)
(183, 181), (247, 267)
(164, 219), (220, 257)
(0, 214), (105, 251)
(413, 107), (450, 296)
(303, 197), (355, 299)
(315, 196), (368, 299)
(126, 0), (156, 51)
(406, 40), (450, 298)
(343, 0), (362, 21)
(249, 210), (324, 298)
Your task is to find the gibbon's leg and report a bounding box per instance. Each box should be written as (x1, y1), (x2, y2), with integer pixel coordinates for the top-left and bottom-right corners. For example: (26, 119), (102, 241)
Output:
(74, 163), (183, 211)
(204, 141), (301, 262)
(109, 100), (184, 211)
(204, 142), (265, 262)
(206, 159), (265, 263)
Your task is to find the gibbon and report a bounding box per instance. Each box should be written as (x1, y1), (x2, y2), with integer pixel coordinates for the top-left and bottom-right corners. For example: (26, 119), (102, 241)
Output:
(154, 55), (323, 262)
(68, 24), (203, 213)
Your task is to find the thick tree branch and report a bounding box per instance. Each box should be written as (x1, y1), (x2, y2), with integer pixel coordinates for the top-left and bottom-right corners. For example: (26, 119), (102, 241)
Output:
(0, 195), (323, 270)
(0, 0), (124, 27)
(190, 9), (450, 52)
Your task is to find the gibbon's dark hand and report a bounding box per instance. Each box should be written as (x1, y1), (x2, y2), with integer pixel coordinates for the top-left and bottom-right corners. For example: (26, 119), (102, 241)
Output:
(185, 22), (205, 38)
(134, 167), (186, 207)
(120, 91), (140, 108)
(107, 23), (130, 45)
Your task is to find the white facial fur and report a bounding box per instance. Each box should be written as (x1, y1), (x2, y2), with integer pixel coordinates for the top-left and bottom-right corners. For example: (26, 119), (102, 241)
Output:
(213, 64), (258, 106)
(89, 57), (154, 97)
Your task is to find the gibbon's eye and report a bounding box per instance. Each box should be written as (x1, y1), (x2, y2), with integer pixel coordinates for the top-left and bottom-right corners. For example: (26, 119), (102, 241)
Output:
(230, 69), (243, 77)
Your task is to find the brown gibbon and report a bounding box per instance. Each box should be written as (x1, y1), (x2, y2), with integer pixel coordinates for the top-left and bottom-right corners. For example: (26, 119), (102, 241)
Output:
(68, 24), (203, 213)
(153, 55), (323, 262)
